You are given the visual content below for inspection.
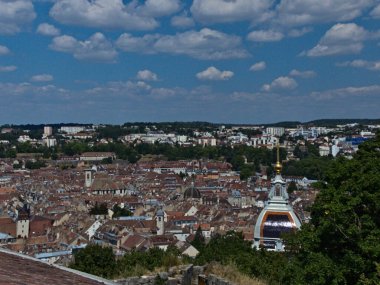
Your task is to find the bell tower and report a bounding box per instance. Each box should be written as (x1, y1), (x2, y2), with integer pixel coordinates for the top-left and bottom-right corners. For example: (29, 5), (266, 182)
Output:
(85, 169), (94, 188)
(253, 143), (301, 251)
(156, 208), (165, 235)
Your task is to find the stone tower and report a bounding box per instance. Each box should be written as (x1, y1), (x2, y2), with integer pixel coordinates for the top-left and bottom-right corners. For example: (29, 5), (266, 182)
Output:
(84, 169), (94, 188)
(156, 208), (165, 235)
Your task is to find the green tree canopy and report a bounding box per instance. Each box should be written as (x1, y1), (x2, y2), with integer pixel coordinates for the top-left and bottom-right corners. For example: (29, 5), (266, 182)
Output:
(70, 244), (116, 278)
(283, 134), (380, 284)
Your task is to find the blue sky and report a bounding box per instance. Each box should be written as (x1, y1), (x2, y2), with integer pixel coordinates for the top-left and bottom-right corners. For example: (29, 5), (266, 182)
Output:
(1, 0), (380, 124)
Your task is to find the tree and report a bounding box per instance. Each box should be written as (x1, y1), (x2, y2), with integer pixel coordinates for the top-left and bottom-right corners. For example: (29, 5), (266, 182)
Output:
(287, 181), (297, 194)
(70, 244), (116, 278)
(283, 134), (380, 285)
(112, 204), (132, 218)
(240, 164), (254, 181)
(89, 202), (108, 215)
(191, 226), (205, 251)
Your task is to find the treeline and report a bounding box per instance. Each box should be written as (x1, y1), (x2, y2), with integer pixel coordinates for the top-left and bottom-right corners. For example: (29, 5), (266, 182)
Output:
(70, 244), (185, 279)
(2, 139), (334, 180)
(282, 157), (332, 180)
(62, 142), (287, 178)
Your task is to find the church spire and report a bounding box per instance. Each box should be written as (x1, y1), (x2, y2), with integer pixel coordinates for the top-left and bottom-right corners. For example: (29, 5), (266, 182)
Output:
(274, 142), (282, 175)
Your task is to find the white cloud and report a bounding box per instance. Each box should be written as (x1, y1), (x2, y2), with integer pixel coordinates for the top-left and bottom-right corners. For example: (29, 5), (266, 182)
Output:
(311, 85), (380, 100)
(304, 23), (378, 57)
(36, 23), (60, 36)
(50, 0), (180, 31)
(0, 45), (10, 55)
(171, 13), (195, 28)
(30, 74), (54, 82)
(249, 61), (266, 71)
(247, 30), (284, 42)
(370, 4), (380, 18)
(262, 76), (298, 91)
(337, 59), (380, 71)
(0, 0), (36, 34)
(0, 66), (17, 72)
(196, 66), (234, 81)
(289, 69), (316, 78)
(137, 0), (181, 17)
(190, 0), (273, 24)
(85, 80), (186, 100)
(0, 82), (66, 97)
(116, 28), (249, 60)
(136, 70), (158, 81)
(287, 27), (313, 38)
(50, 33), (118, 62)
(190, 0), (376, 27)
(274, 0), (375, 27)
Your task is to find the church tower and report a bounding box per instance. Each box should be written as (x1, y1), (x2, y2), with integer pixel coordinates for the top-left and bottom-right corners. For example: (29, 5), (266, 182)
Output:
(253, 144), (301, 251)
(156, 208), (165, 235)
(85, 169), (94, 188)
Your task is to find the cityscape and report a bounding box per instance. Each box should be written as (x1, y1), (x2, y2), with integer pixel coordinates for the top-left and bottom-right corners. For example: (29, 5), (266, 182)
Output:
(0, 0), (380, 285)
(0, 121), (379, 284)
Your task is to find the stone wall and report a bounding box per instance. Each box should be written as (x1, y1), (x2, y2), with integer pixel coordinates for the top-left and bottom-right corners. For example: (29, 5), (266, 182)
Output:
(117, 264), (233, 285)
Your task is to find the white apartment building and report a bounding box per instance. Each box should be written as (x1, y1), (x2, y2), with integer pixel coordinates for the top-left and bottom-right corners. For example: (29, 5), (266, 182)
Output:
(266, 127), (285, 137)
(44, 138), (57, 148)
(319, 145), (330, 156)
(59, 126), (85, 134)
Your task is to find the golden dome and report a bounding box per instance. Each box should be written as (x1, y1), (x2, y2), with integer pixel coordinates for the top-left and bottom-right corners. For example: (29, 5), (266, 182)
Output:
(275, 161), (282, 174)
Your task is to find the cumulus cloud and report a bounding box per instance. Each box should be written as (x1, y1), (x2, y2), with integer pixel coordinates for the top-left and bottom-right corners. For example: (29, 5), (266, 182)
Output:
(287, 27), (313, 38)
(289, 69), (316, 78)
(36, 23), (60, 36)
(0, 66), (17, 72)
(247, 30), (284, 42)
(85, 80), (187, 100)
(190, 0), (376, 28)
(138, 0), (181, 17)
(311, 85), (380, 100)
(249, 61), (266, 71)
(171, 13), (195, 28)
(0, 82), (66, 98)
(30, 74), (54, 82)
(304, 23), (379, 57)
(337, 59), (380, 71)
(370, 4), (380, 18)
(196, 66), (234, 81)
(136, 70), (158, 81)
(274, 0), (375, 27)
(262, 76), (298, 91)
(50, 33), (118, 62)
(190, 0), (273, 24)
(0, 0), (36, 34)
(0, 45), (10, 55)
(50, 0), (180, 31)
(116, 28), (249, 60)
(87, 80), (152, 96)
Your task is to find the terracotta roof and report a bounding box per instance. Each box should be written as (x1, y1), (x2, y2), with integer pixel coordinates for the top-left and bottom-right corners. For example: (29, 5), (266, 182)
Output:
(0, 249), (116, 285)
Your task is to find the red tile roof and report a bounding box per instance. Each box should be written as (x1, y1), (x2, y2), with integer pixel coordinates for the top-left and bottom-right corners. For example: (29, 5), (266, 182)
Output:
(0, 249), (115, 285)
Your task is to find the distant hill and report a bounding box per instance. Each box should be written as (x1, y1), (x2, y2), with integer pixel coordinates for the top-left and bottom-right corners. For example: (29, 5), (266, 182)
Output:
(261, 119), (380, 128)
(305, 118), (380, 127)
(1, 119), (380, 130)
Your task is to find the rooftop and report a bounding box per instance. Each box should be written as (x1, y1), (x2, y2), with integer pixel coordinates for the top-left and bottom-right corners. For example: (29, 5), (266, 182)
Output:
(0, 248), (116, 285)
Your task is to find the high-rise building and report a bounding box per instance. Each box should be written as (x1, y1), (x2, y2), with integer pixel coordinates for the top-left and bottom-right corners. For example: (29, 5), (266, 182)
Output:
(253, 144), (301, 251)
(43, 126), (53, 137)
